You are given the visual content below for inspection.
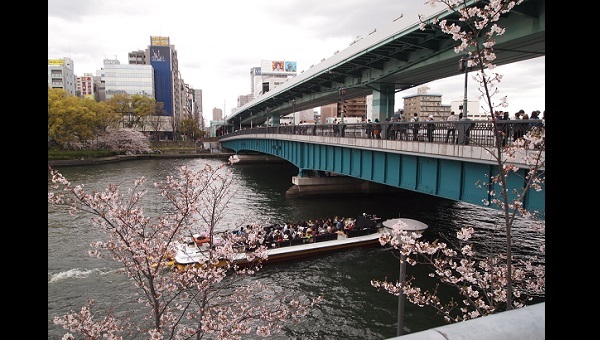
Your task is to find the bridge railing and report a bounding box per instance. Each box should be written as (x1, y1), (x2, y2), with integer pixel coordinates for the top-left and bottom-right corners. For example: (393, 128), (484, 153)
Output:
(222, 120), (543, 148)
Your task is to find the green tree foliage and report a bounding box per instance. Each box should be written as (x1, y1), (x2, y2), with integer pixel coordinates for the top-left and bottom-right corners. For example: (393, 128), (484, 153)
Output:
(106, 93), (132, 127)
(48, 88), (97, 149)
(179, 116), (204, 141)
(94, 101), (121, 133)
(49, 87), (169, 150)
(130, 94), (156, 130)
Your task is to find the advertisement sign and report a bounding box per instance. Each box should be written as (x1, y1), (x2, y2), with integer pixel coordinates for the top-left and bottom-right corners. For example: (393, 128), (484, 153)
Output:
(150, 36), (170, 46)
(150, 46), (169, 62)
(48, 59), (64, 65)
(260, 60), (297, 75)
(284, 61), (297, 72)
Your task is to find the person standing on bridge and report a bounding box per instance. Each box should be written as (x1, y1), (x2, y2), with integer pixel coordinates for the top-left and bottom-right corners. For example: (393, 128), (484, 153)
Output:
(512, 109), (525, 142)
(373, 118), (382, 139)
(411, 113), (420, 141)
(426, 115), (435, 142)
(364, 119), (373, 138)
(445, 111), (459, 143)
(396, 115), (407, 140)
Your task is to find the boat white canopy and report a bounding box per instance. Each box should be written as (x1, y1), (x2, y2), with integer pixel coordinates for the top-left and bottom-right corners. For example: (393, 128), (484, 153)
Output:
(382, 218), (428, 234)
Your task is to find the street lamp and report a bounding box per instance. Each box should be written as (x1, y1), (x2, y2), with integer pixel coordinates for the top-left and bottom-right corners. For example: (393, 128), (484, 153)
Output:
(382, 217), (429, 337)
(291, 99), (296, 125)
(459, 55), (470, 119)
(339, 87), (346, 123)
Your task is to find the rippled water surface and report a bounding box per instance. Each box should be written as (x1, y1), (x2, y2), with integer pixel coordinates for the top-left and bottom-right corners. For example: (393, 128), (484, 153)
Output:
(48, 158), (544, 339)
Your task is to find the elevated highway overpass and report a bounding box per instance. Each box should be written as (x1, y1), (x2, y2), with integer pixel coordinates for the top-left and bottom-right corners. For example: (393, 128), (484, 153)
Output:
(225, 0), (545, 127)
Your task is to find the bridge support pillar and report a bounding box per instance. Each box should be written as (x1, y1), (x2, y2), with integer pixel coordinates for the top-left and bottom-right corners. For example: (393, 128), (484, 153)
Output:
(270, 113), (281, 126)
(371, 84), (395, 122)
(286, 173), (402, 197)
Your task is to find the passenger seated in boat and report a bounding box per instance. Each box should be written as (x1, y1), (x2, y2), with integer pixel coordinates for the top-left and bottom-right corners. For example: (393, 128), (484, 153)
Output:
(343, 222), (355, 234)
(336, 218), (345, 233)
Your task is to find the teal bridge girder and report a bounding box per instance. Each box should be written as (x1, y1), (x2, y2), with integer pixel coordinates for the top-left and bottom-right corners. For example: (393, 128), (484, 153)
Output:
(220, 135), (545, 220)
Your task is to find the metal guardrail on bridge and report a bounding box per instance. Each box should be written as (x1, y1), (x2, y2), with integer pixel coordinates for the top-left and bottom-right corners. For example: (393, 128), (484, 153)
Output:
(221, 120), (544, 148)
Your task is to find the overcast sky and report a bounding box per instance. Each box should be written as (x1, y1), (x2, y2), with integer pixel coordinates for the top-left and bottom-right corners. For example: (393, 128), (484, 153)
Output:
(48, 0), (544, 123)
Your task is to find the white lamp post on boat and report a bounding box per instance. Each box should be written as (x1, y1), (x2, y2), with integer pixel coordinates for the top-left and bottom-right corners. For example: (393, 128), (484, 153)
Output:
(382, 218), (428, 337)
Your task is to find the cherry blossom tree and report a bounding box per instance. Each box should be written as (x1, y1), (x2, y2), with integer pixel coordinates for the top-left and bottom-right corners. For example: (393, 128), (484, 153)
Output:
(49, 162), (321, 339)
(96, 128), (152, 154)
(371, 0), (544, 324)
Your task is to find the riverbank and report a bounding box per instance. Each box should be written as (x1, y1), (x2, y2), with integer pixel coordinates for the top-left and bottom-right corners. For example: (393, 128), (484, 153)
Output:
(48, 151), (235, 167)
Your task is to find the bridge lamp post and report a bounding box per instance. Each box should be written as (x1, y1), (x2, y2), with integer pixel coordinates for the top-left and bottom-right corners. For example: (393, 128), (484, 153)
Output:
(292, 99), (296, 125)
(459, 55), (470, 118)
(339, 87), (346, 123)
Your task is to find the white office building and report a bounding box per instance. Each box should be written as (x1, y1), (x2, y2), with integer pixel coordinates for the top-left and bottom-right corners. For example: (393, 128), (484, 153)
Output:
(100, 59), (154, 100)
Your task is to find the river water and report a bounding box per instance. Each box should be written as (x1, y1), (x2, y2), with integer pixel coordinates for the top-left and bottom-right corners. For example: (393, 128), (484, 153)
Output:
(48, 157), (544, 339)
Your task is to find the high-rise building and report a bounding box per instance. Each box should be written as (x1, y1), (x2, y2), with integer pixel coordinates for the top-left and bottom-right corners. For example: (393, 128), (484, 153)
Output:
(146, 36), (190, 139)
(212, 107), (223, 121)
(191, 88), (204, 127)
(48, 57), (77, 95)
(237, 94), (254, 108)
(149, 36), (175, 118)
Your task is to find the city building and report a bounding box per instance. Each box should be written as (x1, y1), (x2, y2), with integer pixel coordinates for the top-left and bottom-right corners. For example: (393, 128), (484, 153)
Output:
(320, 96), (367, 124)
(191, 88), (204, 128)
(212, 107), (223, 121)
(77, 73), (95, 100)
(237, 94), (254, 108)
(48, 57), (77, 95)
(101, 59), (154, 100)
(251, 60), (297, 99)
(450, 100), (483, 120)
(149, 36), (175, 117)
(402, 86), (452, 120)
(128, 50), (147, 65)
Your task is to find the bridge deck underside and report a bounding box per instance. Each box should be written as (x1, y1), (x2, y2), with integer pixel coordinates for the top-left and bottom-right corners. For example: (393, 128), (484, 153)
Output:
(221, 139), (545, 218)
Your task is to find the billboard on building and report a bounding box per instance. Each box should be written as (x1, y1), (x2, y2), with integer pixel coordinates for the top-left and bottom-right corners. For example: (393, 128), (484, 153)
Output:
(150, 46), (169, 62)
(150, 45), (173, 117)
(150, 36), (170, 46)
(284, 61), (297, 72)
(260, 60), (297, 75)
(48, 59), (64, 65)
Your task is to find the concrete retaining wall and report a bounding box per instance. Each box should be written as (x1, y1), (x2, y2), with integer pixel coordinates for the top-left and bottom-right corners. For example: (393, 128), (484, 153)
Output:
(388, 302), (545, 340)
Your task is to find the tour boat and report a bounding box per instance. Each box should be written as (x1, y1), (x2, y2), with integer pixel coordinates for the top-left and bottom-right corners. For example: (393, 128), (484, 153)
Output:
(170, 214), (386, 269)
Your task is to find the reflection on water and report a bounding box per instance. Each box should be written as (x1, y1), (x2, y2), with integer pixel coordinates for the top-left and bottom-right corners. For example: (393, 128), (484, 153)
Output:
(48, 158), (544, 339)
